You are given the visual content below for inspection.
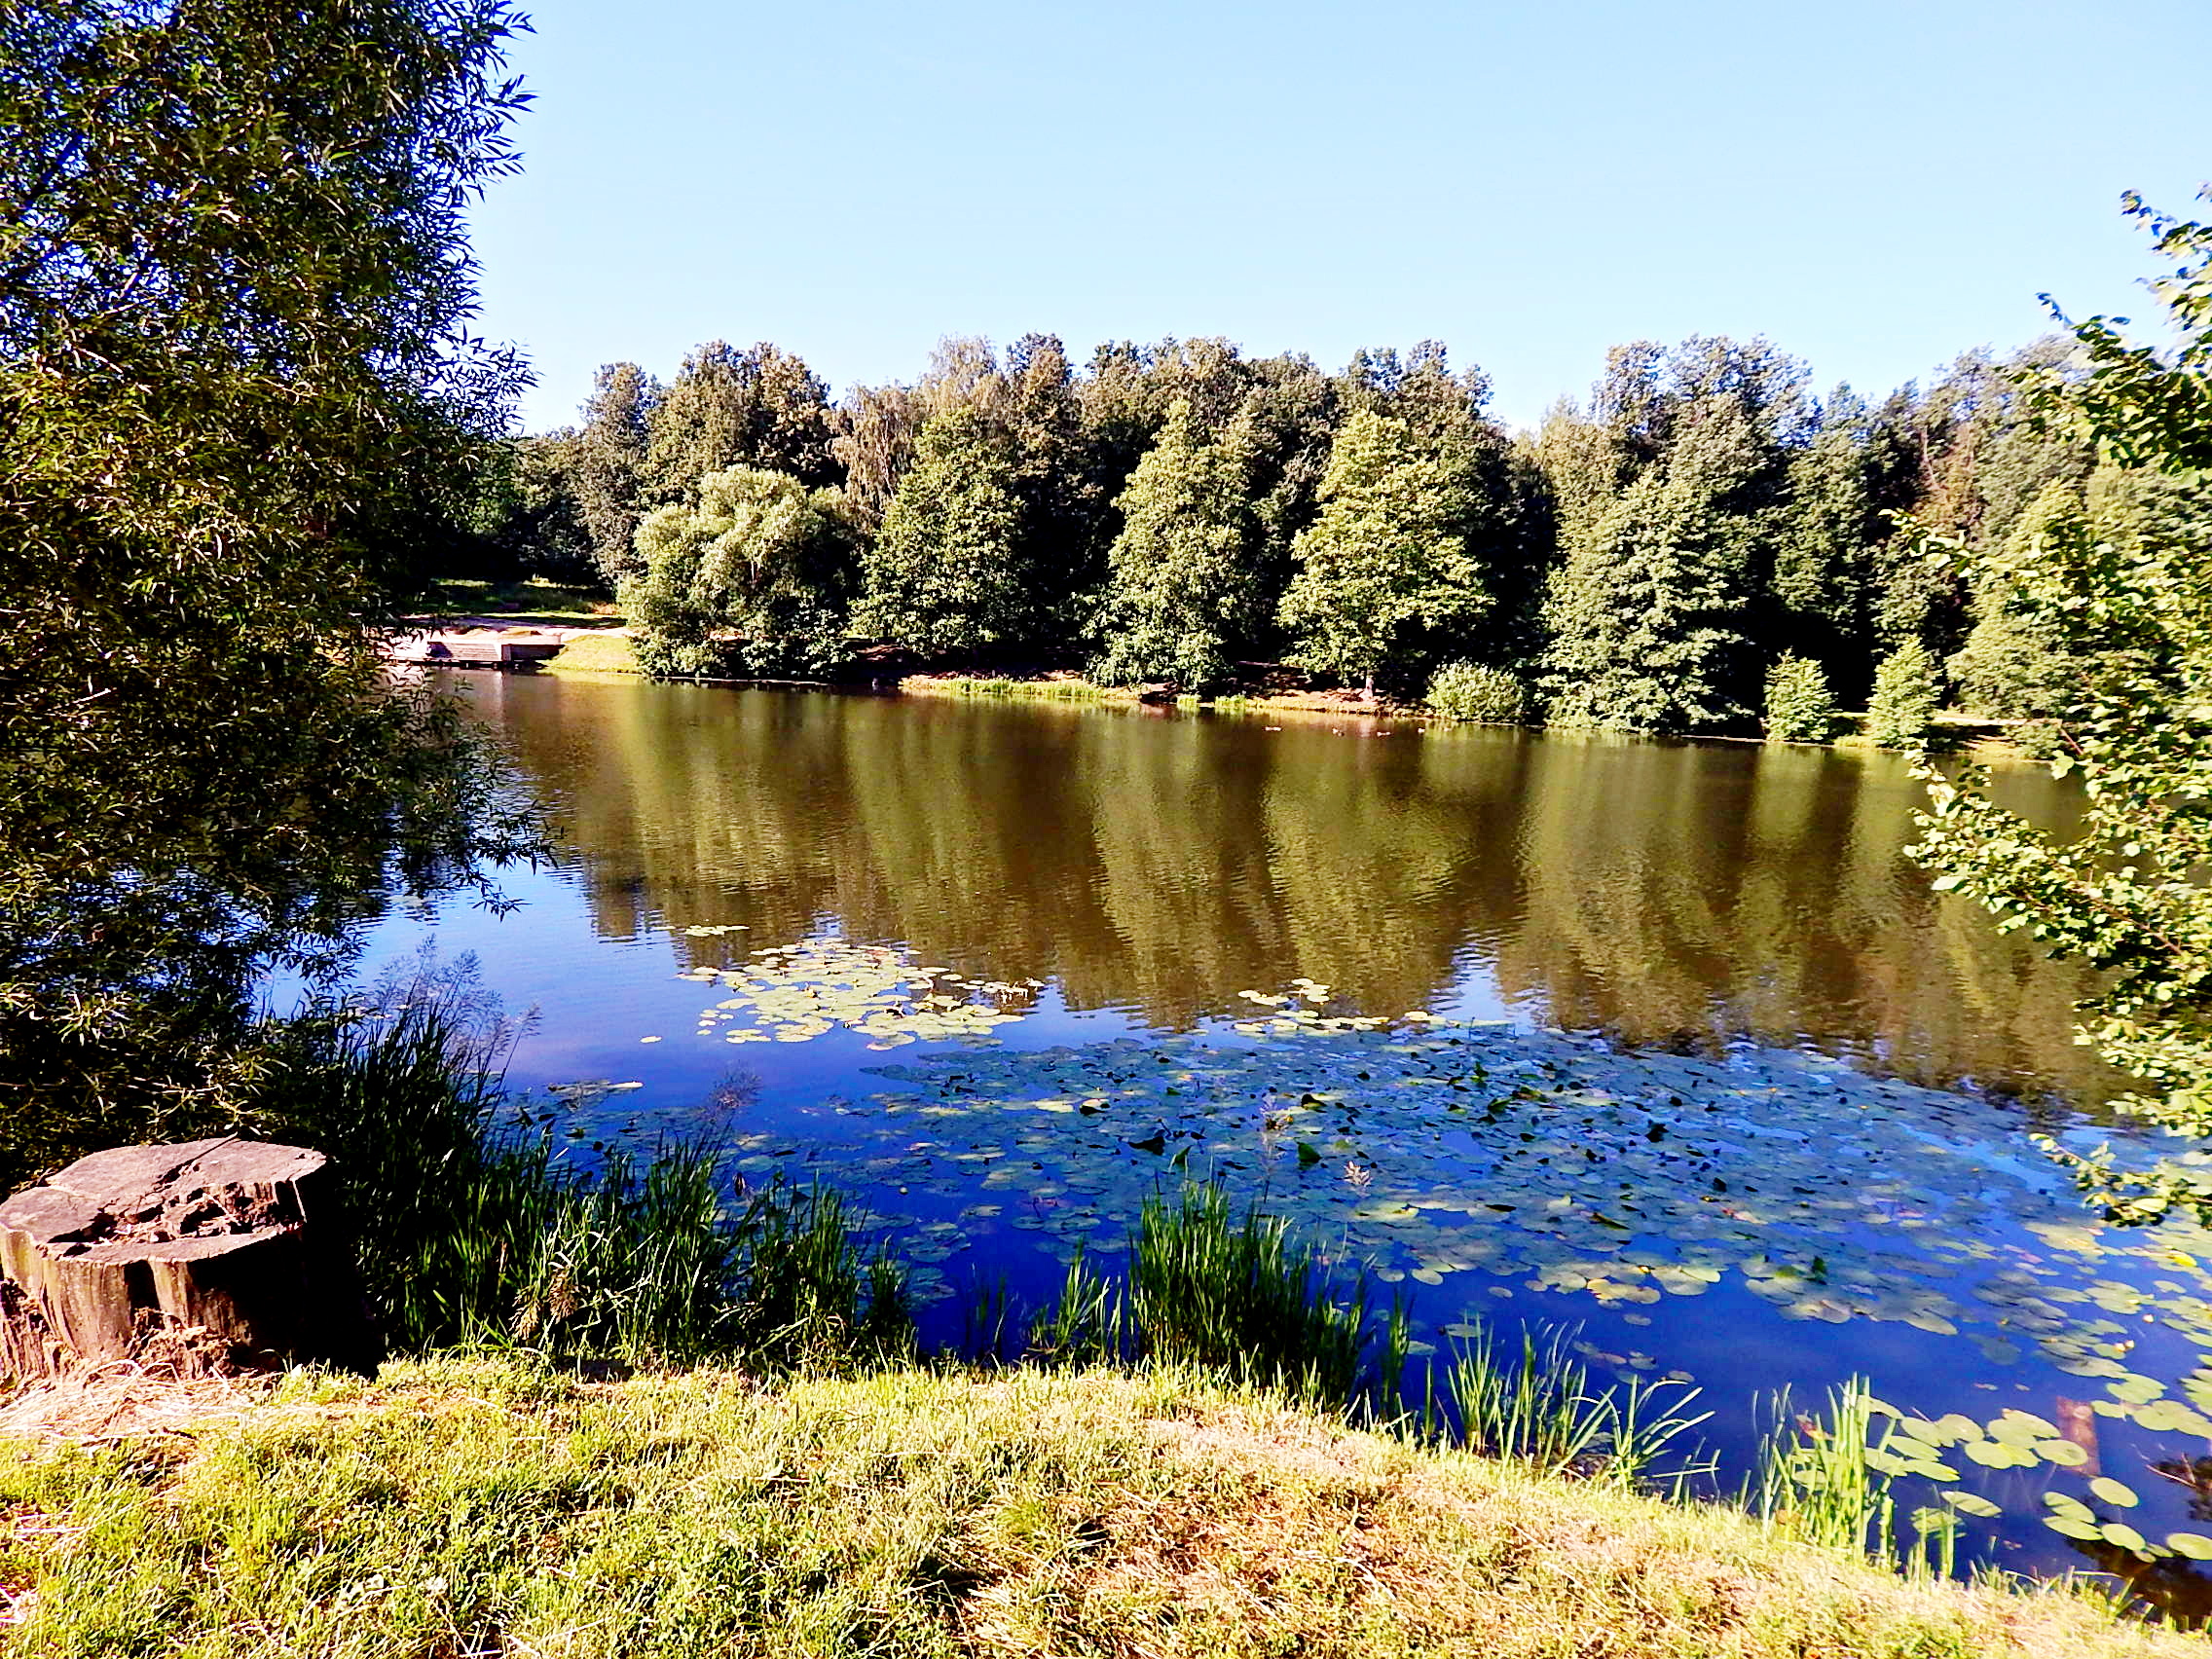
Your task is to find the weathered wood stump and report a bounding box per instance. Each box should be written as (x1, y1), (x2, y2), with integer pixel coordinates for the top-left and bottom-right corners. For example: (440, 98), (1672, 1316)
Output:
(0, 1138), (382, 1381)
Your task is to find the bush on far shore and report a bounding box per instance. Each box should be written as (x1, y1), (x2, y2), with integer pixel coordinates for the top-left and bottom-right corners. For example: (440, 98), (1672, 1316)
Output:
(1425, 662), (1530, 724)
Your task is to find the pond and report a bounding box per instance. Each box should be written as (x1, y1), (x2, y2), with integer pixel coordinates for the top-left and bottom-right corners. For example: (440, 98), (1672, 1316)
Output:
(364, 671), (2212, 1602)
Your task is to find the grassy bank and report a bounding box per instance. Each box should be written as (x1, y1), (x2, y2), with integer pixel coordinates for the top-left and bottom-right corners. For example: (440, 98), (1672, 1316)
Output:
(0, 1358), (2189, 1658)
(538, 628), (642, 675)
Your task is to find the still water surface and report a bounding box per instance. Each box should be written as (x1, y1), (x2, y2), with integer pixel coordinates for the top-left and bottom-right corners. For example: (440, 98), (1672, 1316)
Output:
(363, 673), (2212, 1600)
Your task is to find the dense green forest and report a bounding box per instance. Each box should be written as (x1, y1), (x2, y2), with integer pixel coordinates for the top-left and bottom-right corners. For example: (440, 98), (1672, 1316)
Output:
(475, 328), (2203, 738)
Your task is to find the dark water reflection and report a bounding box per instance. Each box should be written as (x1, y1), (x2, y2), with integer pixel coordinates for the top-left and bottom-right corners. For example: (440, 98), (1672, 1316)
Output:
(469, 672), (2106, 1104)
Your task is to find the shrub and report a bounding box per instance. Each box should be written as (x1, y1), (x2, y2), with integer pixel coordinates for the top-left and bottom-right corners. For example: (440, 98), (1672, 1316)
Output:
(1762, 654), (1835, 743)
(1426, 662), (1530, 724)
(1864, 642), (1942, 750)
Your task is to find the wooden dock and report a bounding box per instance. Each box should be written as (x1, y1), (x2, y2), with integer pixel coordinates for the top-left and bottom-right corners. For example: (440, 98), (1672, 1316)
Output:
(385, 628), (567, 668)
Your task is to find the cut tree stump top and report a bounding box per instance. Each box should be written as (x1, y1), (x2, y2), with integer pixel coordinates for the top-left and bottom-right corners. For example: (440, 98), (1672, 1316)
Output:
(0, 1138), (379, 1378)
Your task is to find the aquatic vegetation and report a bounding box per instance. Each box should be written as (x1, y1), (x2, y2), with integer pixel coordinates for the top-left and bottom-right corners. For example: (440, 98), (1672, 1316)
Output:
(1433, 1317), (1711, 1487)
(1757, 1382), (1905, 1564)
(849, 1012), (2212, 1375)
(675, 936), (1036, 1048)
(1128, 1180), (1366, 1404)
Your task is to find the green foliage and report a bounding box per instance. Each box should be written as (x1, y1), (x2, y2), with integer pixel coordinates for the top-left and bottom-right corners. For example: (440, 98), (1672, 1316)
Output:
(1438, 1319), (1710, 1488)
(571, 362), (661, 585)
(1912, 193), (2212, 1225)
(1755, 1382), (1900, 1563)
(1090, 399), (1260, 689)
(0, 0), (542, 1180)
(1129, 1181), (1365, 1405)
(1863, 641), (1941, 750)
(462, 432), (600, 585)
(1762, 653), (1836, 743)
(253, 974), (909, 1370)
(851, 407), (1037, 656)
(621, 467), (857, 679)
(1538, 339), (1803, 732)
(1425, 661), (1530, 724)
(644, 339), (841, 507)
(1278, 410), (1489, 694)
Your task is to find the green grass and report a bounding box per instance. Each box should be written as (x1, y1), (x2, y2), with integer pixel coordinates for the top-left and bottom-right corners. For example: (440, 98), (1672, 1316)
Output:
(422, 577), (617, 622)
(1, 1360), (2191, 1658)
(541, 630), (642, 674)
(1127, 1182), (1366, 1406)
(1427, 1318), (1711, 1491)
(905, 674), (1112, 703)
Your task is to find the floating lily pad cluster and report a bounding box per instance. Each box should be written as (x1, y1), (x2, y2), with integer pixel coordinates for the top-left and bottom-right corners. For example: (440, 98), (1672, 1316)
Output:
(848, 1013), (2212, 1379)
(675, 937), (1038, 1048)
(656, 958), (2212, 1567)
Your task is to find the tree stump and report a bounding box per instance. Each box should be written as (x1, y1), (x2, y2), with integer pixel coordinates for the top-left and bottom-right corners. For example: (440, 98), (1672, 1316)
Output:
(0, 1138), (382, 1381)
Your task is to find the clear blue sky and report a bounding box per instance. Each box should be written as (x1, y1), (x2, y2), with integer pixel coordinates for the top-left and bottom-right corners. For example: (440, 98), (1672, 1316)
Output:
(469, 0), (2210, 435)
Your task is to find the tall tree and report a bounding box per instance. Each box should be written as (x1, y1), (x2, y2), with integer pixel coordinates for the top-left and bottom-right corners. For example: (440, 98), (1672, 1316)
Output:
(832, 382), (928, 535)
(1091, 400), (1261, 689)
(1537, 338), (1805, 731)
(1913, 192), (2212, 1222)
(850, 408), (1033, 656)
(1772, 387), (1882, 694)
(0, 0), (537, 1182)
(1277, 410), (1489, 696)
(644, 340), (840, 505)
(571, 361), (660, 585)
(460, 431), (597, 585)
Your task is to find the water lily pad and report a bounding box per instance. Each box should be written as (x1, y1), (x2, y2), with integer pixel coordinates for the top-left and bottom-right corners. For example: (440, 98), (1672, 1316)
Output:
(2100, 1522), (2151, 1556)
(2088, 1477), (2139, 1508)
(1942, 1490), (2003, 1518)
(2166, 1532), (2212, 1562)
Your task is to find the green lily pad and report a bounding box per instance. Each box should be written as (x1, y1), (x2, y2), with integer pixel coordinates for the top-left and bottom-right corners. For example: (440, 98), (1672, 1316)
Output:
(2088, 1477), (2139, 1508)
(1941, 1490), (2003, 1518)
(1962, 1439), (2038, 1470)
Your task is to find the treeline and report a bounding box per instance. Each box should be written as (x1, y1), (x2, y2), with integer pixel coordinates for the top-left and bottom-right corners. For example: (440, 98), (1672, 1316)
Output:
(474, 331), (2196, 735)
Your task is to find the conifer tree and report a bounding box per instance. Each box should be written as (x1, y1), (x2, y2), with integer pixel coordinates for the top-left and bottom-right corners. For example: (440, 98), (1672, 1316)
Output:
(1090, 400), (1259, 689)
(1536, 340), (1802, 732)
(1762, 653), (1835, 743)
(1277, 410), (1488, 696)
(1773, 388), (1880, 687)
(851, 408), (1033, 656)
(1864, 640), (1941, 749)
(573, 361), (660, 585)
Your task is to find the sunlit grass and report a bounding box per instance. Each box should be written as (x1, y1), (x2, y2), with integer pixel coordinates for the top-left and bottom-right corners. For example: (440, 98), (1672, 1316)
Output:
(0, 1361), (2185, 1658)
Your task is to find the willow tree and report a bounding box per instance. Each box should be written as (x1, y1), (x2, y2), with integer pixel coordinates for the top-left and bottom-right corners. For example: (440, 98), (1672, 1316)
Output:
(1913, 193), (2212, 1223)
(624, 468), (858, 678)
(0, 0), (537, 1183)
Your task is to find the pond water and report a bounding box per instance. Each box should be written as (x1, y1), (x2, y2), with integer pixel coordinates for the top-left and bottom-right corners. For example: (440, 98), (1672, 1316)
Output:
(363, 671), (2212, 1604)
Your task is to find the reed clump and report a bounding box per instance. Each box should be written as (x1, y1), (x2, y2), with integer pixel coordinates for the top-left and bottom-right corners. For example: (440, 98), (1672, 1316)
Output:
(246, 991), (909, 1371)
(1427, 1317), (1712, 1490)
